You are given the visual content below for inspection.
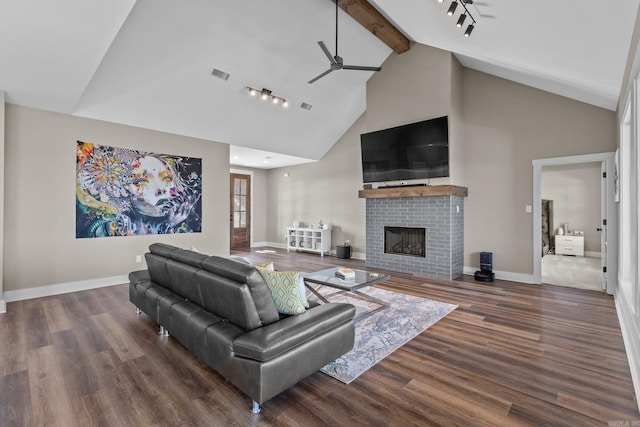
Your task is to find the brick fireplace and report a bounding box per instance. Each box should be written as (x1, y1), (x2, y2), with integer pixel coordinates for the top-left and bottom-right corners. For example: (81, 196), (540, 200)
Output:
(359, 186), (467, 280)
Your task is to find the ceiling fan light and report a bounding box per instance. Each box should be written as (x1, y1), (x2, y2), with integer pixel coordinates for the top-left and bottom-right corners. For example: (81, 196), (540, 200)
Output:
(464, 23), (475, 37)
(447, 1), (458, 16)
(456, 14), (466, 27)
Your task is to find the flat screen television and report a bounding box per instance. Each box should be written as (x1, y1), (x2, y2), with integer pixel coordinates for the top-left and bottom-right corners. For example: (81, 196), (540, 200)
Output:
(360, 116), (449, 184)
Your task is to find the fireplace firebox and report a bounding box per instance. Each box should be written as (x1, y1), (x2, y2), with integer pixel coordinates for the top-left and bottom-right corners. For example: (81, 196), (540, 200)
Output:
(384, 227), (426, 257)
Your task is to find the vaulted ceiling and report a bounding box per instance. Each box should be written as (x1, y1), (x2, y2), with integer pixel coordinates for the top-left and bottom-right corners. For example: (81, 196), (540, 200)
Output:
(1, 0), (638, 168)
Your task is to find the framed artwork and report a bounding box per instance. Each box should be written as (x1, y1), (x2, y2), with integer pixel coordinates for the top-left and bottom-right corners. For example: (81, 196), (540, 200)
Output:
(76, 141), (202, 238)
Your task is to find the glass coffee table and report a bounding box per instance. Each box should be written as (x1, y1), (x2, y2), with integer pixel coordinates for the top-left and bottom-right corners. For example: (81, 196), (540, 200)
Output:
(301, 267), (390, 321)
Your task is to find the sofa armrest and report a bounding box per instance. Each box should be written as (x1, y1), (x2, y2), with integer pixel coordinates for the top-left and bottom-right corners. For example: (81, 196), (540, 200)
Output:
(232, 303), (355, 362)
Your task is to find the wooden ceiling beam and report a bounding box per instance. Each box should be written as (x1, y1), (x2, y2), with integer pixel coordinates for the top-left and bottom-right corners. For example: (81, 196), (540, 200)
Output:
(337, 0), (410, 54)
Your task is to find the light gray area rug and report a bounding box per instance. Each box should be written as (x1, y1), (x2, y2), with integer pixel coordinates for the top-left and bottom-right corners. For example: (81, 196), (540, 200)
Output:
(312, 287), (457, 384)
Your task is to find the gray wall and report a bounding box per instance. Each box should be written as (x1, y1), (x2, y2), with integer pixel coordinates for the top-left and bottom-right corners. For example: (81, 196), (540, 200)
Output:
(462, 70), (615, 274)
(266, 43), (616, 276)
(4, 104), (230, 292)
(365, 44), (465, 185)
(266, 114), (367, 255)
(541, 162), (602, 253)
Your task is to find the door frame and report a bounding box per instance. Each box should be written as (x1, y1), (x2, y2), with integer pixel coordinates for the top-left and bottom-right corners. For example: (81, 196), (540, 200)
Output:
(532, 152), (617, 295)
(230, 168), (254, 248)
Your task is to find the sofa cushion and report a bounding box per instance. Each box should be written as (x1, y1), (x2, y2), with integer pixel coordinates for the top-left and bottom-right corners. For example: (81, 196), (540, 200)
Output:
(202, 256), (279, 326)
(256, 269), (307, 315)
(196, 270), (264, 331)
(164, 259), (204, 306)
(172, 249), (208, 268)
(149, 242), (179, 258)
(232, 303), (356, 362)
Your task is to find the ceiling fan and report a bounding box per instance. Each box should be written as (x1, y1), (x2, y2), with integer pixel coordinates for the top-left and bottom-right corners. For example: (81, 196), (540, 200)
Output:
(308, 0), (382, 84)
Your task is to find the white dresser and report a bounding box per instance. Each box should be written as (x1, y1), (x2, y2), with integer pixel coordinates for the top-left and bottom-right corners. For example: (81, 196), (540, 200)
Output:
(555, 235), (584, 256)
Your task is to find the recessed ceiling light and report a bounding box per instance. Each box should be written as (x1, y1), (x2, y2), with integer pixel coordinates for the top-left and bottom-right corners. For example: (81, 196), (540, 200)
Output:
(211, 68), (230, 81)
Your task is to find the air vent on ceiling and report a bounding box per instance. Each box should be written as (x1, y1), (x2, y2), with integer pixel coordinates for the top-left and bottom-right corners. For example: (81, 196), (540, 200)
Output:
(211, 68), (230, 81)
(300, 103), (313, 111)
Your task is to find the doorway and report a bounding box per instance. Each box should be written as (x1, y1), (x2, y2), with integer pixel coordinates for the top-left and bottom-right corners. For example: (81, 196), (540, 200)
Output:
(540, 162), (602, 291)
(230, 173), (251, 249)
(532, 153), (617, 295)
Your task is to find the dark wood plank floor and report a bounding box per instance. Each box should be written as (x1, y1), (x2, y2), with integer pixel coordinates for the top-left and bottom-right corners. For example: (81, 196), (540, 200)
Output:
(1, 247), (638, 426)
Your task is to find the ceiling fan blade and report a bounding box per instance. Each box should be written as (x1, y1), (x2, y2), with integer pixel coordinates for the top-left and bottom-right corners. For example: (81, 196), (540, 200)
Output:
(318, 41), (337, 64)
(342, 65), (382, 72)
(308, 68), (334, 84)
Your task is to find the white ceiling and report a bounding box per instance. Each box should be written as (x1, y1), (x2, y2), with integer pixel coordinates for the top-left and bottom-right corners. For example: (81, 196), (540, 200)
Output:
(1, 1), (638, 169)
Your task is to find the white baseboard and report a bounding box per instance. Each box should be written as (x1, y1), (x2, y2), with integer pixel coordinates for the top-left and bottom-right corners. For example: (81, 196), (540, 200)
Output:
(0, 295), (6, 314)
(265, 241), (287, 250)
(463, 266), (535, 284)
(3, 275), (129, 304)
(584, 251), (602, 258)
(615, 291), (640, 413)
(351, 251), (366, 260)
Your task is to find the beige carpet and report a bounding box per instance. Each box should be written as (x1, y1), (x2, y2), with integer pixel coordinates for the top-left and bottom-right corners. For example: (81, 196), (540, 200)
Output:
(541, 254), (602, 291)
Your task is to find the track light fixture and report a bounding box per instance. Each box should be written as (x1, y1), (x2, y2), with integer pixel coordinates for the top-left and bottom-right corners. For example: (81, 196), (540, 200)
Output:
(447, 1), (458, 15)
(464, 23), (475, 37)
(445, 0), (477, 37)
(246, 87), (288, 108)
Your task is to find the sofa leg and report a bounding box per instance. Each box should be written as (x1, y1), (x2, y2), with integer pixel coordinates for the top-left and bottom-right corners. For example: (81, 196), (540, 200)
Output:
(135, 307), (142, 315)
(251, 400), (261, 414)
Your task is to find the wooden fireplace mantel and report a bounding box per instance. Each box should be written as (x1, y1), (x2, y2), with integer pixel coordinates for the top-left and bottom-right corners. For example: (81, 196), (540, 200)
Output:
(358, 185), (468, 199)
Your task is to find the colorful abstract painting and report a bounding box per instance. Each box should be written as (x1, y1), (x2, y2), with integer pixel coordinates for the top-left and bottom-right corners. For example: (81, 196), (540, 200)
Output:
(76, 141), (202, 238)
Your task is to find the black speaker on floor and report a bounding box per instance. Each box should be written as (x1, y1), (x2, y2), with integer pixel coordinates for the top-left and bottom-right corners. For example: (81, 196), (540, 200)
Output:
(475, 251), (495, 282)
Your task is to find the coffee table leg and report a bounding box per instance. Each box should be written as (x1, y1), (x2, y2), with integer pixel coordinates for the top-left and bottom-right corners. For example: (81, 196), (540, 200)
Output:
(304, 280), (330, 303)
(303, 280), (389, 321)
(350, 290), (389, 321)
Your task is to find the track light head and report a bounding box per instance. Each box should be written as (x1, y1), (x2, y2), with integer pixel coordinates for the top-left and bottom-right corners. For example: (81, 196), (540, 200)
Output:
(260, 88), (271, 100)
(447, 1), (458, 16)
(464, 23), (475, 37)
(456, 14), (466, 27)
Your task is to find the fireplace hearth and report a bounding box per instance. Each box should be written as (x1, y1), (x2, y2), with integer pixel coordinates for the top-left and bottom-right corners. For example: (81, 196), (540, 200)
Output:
(385, 227), (425, 257)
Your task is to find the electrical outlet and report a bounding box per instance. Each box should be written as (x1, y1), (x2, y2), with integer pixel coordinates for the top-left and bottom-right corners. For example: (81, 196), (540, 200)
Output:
(136, 255), (142, 263)
(525, 205), (532, 213)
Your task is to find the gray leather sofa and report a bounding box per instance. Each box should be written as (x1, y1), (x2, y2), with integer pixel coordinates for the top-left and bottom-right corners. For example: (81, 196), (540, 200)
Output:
(129, 243), (356, 412)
